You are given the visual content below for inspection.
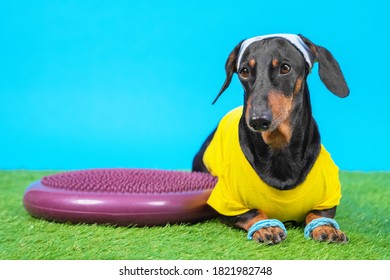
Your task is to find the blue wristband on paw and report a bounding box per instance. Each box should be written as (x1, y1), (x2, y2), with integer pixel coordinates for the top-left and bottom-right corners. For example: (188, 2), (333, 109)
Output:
(304, 217), (340, 239)
(247, 219), (287, 240)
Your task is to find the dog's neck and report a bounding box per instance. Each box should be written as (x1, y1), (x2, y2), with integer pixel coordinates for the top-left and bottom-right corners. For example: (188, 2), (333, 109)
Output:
(239, 85), (321, 190)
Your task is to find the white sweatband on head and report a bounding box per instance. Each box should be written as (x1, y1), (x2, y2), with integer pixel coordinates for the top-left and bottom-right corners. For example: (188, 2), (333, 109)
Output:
(236, 34), (315, 70)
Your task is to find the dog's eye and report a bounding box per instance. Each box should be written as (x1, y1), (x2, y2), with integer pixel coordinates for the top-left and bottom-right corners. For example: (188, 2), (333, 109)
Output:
(239, 67), (250, 78)
(280, 63), (291, 75)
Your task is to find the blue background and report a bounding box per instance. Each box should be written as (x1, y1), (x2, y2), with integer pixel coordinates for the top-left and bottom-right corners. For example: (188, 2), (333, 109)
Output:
(1, 0), (388, 171)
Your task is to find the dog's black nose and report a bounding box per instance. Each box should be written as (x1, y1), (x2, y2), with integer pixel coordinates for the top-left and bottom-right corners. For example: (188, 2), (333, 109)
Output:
(249, 114), (272, 131)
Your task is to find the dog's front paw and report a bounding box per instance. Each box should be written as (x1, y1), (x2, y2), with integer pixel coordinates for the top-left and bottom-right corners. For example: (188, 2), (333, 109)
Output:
(252, 226), (287, 245)
(311, 225), (348, 243)
(247, 219), (287, 245)
(304, 217), (348, 243)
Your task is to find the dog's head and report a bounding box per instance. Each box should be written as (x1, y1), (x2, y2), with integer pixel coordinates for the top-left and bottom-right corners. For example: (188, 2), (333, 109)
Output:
(213, 34), (349, 137)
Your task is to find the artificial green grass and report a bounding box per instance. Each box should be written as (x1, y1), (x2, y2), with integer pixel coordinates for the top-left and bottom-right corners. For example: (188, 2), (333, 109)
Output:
(0, 170), (389, 260)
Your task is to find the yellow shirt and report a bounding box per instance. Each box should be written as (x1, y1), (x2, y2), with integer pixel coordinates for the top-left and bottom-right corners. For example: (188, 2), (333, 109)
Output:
(204, 106), (341, 224)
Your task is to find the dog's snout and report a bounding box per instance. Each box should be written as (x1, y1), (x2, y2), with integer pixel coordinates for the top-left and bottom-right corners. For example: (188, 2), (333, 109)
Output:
(249, 113), (272, 131)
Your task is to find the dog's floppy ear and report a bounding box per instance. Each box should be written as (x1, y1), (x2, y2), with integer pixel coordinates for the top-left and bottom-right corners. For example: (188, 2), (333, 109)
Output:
(299, 34), (350, 98)
(212, 40), (244, 104)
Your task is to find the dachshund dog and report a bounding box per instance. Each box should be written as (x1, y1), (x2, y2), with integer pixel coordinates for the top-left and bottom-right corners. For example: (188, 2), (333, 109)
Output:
(192, 34), (349, 244)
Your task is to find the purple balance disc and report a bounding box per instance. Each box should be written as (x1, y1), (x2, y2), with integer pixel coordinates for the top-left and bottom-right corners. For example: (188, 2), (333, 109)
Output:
(23, 169), (218, 226)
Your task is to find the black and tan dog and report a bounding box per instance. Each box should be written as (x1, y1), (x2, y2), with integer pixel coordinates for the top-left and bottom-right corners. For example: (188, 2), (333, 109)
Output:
(192, 34), (349, 245)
